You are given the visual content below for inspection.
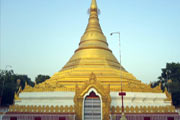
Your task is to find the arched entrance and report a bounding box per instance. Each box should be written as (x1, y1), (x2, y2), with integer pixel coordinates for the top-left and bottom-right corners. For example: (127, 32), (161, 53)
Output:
(74, 73), (111, 120)
(84, 91), (101, 120)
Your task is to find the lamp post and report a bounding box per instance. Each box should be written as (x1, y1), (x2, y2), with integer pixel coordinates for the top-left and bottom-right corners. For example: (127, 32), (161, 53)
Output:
(110, 32), (121, 66)
(0, 65), (12, 106)
(110, 32), (127, 120)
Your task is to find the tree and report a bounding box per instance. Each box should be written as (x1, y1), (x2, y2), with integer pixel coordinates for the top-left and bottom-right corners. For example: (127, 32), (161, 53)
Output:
(0, 69), (35, 106)
(35, 74), (50, 84)
(16, 75), (35, 90)
(0, 70), (17, 106)
(151, 62), (180, 107)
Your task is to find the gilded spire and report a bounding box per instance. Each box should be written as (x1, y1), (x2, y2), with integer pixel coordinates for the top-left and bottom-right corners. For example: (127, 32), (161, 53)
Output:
(61, 0), (126, 72)
(90, 0), (98, 12)
(78, 0), (106, 48)
(83, 0), (102, 34)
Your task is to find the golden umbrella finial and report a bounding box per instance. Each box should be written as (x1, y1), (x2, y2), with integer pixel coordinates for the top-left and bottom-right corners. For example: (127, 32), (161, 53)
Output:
(89, 0), (100, 15)
(90, 0), (98, 10)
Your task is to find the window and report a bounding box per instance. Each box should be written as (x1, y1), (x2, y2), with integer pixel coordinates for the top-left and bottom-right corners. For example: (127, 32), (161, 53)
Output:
(59, 117), (66, 120)
(168, 117), (174, 120)
(144, 117), (150, 120)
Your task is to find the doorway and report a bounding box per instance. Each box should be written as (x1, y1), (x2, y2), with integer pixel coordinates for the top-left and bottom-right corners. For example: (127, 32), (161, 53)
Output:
(84, 91), (101, 120)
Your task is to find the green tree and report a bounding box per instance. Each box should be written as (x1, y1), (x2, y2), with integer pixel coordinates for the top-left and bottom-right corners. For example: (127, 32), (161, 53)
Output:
(151, 62), (180, 107)
(0, 69), (35, 106)
(16, 75), (35, 90)
(35, 74), (50, 84)
(0, 70), (17, 106)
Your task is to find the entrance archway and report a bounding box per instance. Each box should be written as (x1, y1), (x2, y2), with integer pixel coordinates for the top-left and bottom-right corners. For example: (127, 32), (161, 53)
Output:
(74, 73), (111, 120)
(84, 91), (101, 120)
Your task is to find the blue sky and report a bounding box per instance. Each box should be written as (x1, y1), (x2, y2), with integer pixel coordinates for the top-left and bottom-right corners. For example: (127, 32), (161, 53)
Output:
(1, 0), (180, 83)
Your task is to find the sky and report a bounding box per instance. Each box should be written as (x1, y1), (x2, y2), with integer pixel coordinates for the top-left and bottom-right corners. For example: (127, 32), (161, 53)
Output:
(1, 0), (180, 83)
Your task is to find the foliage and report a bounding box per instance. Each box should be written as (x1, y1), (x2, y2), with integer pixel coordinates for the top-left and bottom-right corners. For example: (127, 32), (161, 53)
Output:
(35, 74), (50, 84)
(151, 62), (180, 107)
(0, 70), (16, 106)
(0, 69), (35, 106)
(16, 75), (35, 90)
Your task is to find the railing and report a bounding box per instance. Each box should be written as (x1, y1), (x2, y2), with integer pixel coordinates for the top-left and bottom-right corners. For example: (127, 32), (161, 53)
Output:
(1, 114), (76, 120)
(111, 114), (180, 120)
(111, 105), (176, 113)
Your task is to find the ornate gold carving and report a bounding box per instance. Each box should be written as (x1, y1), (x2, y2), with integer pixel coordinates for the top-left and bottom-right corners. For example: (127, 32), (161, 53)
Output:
(89, 72), (97, 83)
(21, 66), (163, 94)
(9, 105), (75, 113)
(74, 72), (111, 120)
(164, 87), (172, 101)
(111, 105), (176, 114)
(14, 79), (22, 100)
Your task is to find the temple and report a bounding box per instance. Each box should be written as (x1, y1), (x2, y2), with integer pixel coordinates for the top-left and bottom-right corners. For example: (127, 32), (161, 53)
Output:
(2, 0), (180, 120)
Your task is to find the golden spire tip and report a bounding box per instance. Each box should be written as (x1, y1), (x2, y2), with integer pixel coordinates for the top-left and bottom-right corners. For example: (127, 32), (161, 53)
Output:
(90, 0), (98, 10)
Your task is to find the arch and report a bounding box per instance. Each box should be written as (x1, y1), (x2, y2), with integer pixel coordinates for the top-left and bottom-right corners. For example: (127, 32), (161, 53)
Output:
(74, 73), (111, 120)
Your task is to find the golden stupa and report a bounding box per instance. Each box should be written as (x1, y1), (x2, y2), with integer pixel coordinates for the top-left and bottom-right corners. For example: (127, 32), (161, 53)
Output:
(9, 1), (178, 120)
(24, 0), (162, 93)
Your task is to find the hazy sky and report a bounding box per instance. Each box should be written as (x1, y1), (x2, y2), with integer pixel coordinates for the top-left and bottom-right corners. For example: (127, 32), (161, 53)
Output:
(1, 0), (180, 83)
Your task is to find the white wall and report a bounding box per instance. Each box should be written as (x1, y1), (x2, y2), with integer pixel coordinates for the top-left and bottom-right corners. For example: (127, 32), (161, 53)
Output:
(110, 92), (171, 107)
(15, 91), (75, 106)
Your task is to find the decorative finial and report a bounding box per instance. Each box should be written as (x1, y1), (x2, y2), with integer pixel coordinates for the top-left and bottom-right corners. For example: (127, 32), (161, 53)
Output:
(88, 0), (100, 15)
(90, 0), (98, 11)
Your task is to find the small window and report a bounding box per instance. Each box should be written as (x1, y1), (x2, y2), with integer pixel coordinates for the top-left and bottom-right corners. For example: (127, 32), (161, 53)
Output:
(34, 117), (41, 120)
(144, 117), (150, 120)
(168, 117), (174, 120)
(10, 117), (17, 120)
(59, 117), (66, 120)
